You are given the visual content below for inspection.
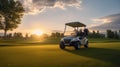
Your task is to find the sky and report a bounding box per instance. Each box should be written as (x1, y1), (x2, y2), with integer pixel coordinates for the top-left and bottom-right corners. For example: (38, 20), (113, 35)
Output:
(12, 0), (120, 34)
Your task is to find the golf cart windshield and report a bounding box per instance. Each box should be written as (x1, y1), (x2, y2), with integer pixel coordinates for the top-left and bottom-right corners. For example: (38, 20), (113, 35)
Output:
(64, 22), (86, 36)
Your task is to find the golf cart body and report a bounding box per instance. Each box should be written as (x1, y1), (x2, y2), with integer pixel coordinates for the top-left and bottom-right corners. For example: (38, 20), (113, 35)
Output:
(59, 22), (89, 50)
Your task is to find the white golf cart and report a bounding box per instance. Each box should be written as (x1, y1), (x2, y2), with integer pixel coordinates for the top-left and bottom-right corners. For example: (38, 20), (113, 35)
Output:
(59, 22), (89, 50)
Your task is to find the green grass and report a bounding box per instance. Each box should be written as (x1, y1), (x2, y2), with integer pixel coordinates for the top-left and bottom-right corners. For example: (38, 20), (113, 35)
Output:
(89, 38), (120, 43)
(0, 38), (120, 46)
(0, 42), (120, 67)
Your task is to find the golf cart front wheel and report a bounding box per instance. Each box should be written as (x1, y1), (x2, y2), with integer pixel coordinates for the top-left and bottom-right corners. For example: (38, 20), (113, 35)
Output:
(84, 41), (88, 48)
(74, 42), (80, 50)
(59, 42), (65, 49)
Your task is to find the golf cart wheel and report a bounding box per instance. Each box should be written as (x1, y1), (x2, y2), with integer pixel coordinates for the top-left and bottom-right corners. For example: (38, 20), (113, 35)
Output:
(59, 42), (65, 49)
(74, 42), (80, 50)
(84, 41), (88, 48)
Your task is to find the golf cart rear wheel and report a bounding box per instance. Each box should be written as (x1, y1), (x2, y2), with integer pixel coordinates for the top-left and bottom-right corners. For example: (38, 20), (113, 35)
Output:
(60, 42), (65, 49)
(84, 41), (88, 48)
(74, 42), (80, 50)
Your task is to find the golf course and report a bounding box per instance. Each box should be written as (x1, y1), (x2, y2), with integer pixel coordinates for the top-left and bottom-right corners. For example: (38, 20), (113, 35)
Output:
(0, 0), (120, 67)
(0, 39), (120, 67)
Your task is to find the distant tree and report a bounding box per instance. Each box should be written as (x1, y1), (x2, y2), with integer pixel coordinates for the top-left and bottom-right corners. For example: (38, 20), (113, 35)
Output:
(18, 33), (23, 38)
(88, 30), (105, 38)
(51, 32), (63, 38)
(107, 30), (114, 38)
(25, 33), (29, 38)
(0, 0), (24, 37)
(60, 33), (64, 37)
(51, 33), (56, 38)
(56, 32), (60, 37)
(13, 32), (23, 38)
(7, 33), (12, 39)
(114, 31), (119, 39)
(41, 34), (49, 38)
(119, 30), (120, 39)
(30, 34), (40, 39)
(107, 30), (111, 38)
(92, 30), (96, 34)
(97, 30), (100, 34)
(92, 30), (96, 38)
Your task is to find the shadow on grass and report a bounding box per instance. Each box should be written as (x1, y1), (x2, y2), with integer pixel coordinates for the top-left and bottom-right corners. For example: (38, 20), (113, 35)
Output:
(64, 47), (120, 66)
(0, 45), (18, 47)
(0, 43), (57, 47)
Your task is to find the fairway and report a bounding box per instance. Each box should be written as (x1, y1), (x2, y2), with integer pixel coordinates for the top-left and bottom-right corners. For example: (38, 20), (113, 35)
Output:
(0, 43), (120, 67)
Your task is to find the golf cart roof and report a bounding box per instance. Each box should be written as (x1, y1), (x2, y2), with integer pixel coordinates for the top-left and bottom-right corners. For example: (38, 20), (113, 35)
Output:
(65, 22), (86, 27)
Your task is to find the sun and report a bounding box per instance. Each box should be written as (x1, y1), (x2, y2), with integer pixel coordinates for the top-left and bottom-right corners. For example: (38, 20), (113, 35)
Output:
(32, 29), (43, 36)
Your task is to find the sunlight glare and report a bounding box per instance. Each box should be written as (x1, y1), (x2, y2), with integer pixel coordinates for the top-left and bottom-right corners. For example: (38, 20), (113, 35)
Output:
(32, 29), (43, 36)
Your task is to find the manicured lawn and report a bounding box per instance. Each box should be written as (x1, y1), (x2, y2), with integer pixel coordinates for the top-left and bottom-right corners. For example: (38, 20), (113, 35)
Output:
(0, 42), (120, 67)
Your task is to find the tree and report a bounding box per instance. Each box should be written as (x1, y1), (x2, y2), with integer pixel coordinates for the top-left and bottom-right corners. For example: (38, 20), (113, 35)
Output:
(51, 33), (56, 38)
(25, 33), (29, 38)
(114, 31), (119, 39)
(13, 32), (23, 38)
(56, 32), (61, 37)
(0, 0), (24, 37)
(88, 30), (105, 38)
(97, 30), (100, 34)
(92, 30), (96, 34)
(41, 34), (49, 38)
(7, 33), (12, 39)
(106, 30), (114, 38)
(119, 30), (120, 39)
(60, 33), (64, 37)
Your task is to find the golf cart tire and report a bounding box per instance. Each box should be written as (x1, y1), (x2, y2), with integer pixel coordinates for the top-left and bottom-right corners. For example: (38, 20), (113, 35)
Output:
(60, 42), (65, 49)
(74, 42), (79, 50)
(84, 41), (88, 48)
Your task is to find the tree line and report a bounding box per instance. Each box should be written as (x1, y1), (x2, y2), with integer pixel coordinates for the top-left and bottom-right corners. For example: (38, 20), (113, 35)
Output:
(88, 30), (105, 38)
(0, 29), (120, 40)
(107, 30), (120, 39)
(50, 30), (120, 39)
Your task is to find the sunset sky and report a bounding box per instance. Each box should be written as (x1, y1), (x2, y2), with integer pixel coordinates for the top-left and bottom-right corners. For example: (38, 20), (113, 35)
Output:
(12, 0), (120, 34)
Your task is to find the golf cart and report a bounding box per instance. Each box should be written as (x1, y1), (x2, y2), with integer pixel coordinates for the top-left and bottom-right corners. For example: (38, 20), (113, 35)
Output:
(59, 22), (89, 50)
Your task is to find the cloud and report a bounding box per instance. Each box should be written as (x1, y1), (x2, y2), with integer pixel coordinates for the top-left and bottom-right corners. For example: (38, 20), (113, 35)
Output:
(92, 13), (120, 24)
(90, 13), (120, 31)
(90, 18), (111, 27)
(90, 14), (120, 28)
(92, 18), (111, 24)
(18, 0), (82, 15)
